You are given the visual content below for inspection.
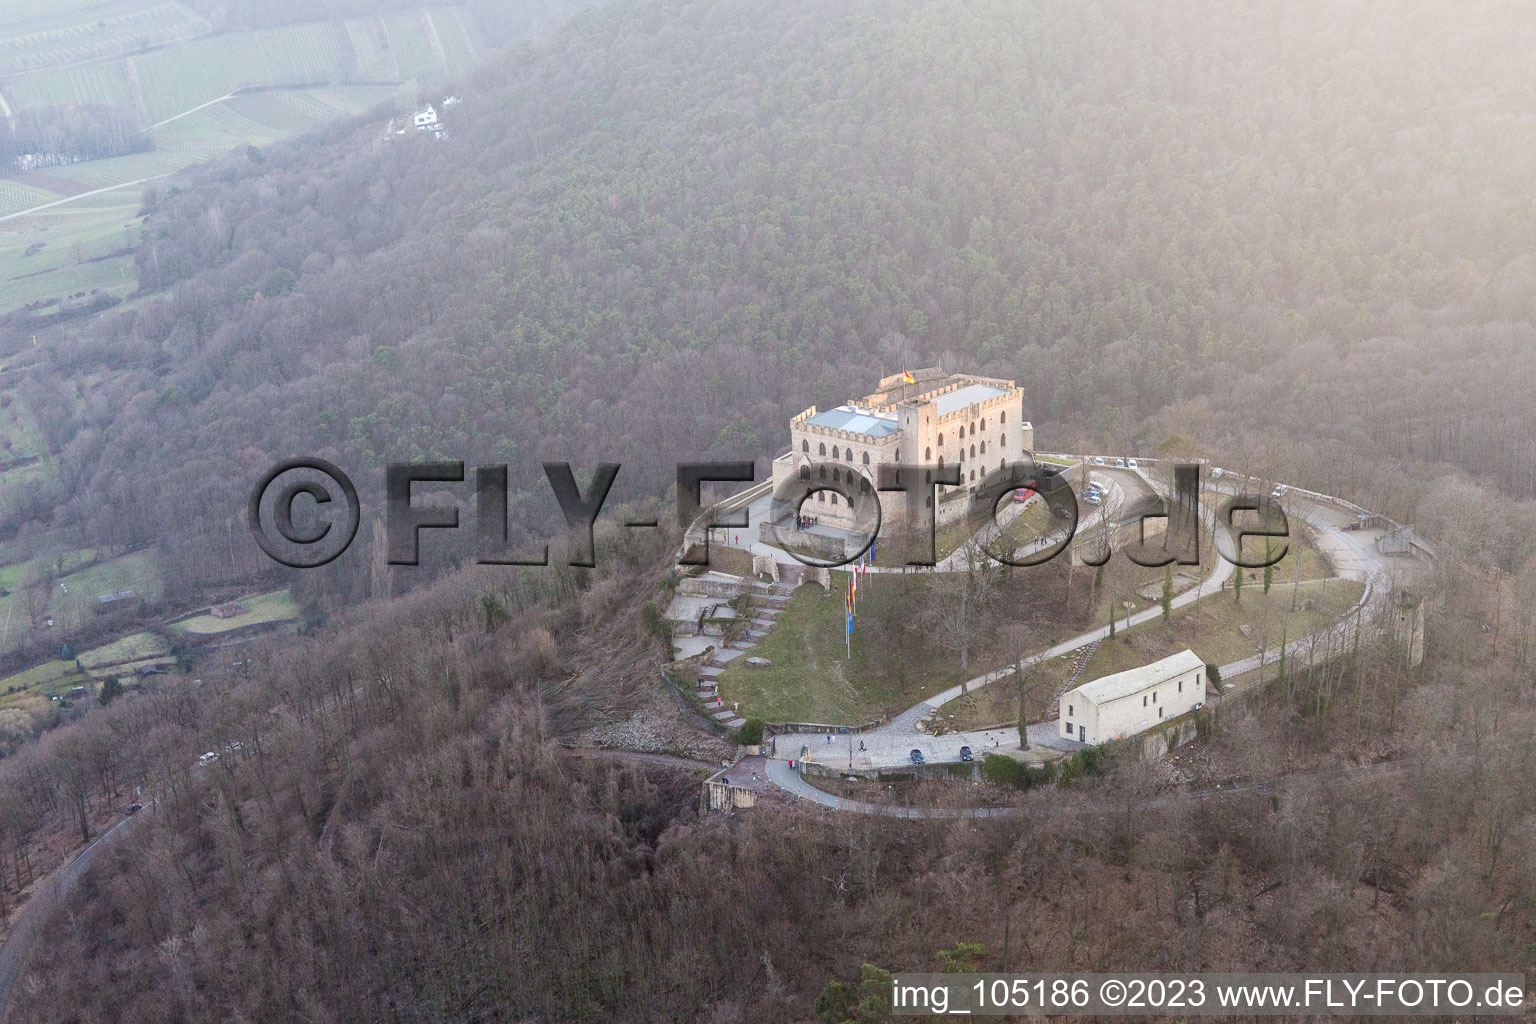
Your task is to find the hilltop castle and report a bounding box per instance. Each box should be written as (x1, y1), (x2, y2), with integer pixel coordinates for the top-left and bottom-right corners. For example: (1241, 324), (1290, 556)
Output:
(769, 368), (1032, 534)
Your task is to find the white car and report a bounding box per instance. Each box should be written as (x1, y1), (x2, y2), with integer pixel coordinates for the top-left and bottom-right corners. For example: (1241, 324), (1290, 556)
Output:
(1126, 458), (1138, 468)
(1093, 456), (1105, 466)
(1115, 458), (1126, 468)
(1210, 467), (1224, 479)
(197, 752), (220, 767)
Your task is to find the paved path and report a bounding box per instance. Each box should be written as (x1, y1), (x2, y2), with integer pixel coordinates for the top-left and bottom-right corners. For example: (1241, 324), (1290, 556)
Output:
(766, 474), (1418, 786)
(771, 468), (1235, 769)
(0, 174), (174, 224)
(764, 749), (1428, 818)
(0, 802), (155, 1023)
(142, 92), (236, 131)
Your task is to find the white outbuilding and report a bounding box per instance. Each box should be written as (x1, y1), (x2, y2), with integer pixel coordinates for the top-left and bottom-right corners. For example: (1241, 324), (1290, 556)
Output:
(1059, 648), (1206, 745)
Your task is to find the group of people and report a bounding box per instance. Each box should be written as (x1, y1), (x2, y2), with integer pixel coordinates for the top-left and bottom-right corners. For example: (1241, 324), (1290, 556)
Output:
(795, 515), (820, 529)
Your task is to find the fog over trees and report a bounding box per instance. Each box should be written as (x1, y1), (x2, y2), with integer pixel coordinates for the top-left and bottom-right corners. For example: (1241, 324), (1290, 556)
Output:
(1, 0), (1535, 1019)
(5, 0), (1535, 585)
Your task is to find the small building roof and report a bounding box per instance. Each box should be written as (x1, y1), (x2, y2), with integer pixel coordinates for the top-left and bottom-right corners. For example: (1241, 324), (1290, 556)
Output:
(1071, 649), (1204, 706)
(804, 405), (899, 438)
(932, 382), (1006, 417)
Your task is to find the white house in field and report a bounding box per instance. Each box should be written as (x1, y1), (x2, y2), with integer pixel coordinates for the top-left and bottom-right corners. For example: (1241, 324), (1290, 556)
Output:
(1059, 648), (1206, 745)
(412, 104), (439, 129)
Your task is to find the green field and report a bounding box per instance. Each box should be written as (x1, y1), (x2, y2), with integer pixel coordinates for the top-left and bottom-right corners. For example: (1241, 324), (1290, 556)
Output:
(0, 657), (88, 714)
(716, 571), (972, 725)
(77, 629), (168, 669)
(0, 180), (64, 218)
(0, 0), (210, 76)
(154, 83), (404, 152)
(5, 59), (139, 109)
(4, 7), (479, 128)
(0, 5), (478, 314)
(44, 549), (163, 629)
(171, 589), (299, 634)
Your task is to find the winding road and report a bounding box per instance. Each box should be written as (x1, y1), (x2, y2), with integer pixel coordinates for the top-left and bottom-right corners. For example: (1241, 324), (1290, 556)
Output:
(0, 802), (155, 1023)
(753, 464), (1421, 806)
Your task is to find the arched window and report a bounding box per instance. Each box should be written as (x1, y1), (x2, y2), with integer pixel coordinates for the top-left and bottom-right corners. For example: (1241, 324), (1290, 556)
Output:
(832, 445), (840, 460)
(799, 464), (809, 481)
(938, 456), (944, 467)
(980, 441), (986, 455)
(818, 465), (827, 480)
(926, 495), (933, 508)
(981, 418), (986, 431)
(937, 432), (944, 446)
(832, 468), (841, 483)
(859, 477), (870, 495)
(862, 452), (869, 465)
(1000, 436), (1006, 448)
(802, 439), (809, 453)
(845, 448), (853, 462)
(970, 444), (976, 458)
(830, 493), (838, 506)
(970, 469), (976, 482)
(970, 422), (976, 436)
(925, 470), (932, 484)
(816, 490), (825, 502)
(1000, 411), (1006, 424)
(819, 442), (826, 457)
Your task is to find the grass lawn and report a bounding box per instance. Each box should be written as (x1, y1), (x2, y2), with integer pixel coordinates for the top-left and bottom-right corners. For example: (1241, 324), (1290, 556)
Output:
(1077, 577), (1367, 686)
(717, 571), (971, 724)
(939, 652), (1079, 732)
(77, 631), (169, 669)
(0, 656), (89, 714)
(47, 550), (162, 627)
(171, 589), (299, 634)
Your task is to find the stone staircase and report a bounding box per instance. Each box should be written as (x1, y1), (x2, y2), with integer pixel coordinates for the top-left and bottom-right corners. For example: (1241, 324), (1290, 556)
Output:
(1061, 638), (1101, 694)
(694, 576), (797, 730)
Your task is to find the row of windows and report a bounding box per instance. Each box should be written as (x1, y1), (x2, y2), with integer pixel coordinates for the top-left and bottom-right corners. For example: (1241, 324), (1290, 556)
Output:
(804, 440), (874, 465)
(799, 464), (872, 493)
(932, 412), (1005, 448)
(925, 436), (1006, 460)
(1065, 674), (1202, 723)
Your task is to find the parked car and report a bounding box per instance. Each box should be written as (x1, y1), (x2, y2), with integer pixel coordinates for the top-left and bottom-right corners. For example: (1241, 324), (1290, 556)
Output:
(1013, 486), (1035, 502)
(197, 751), (220, 767)
(1271, 484), (1288, 499)
(1211, 467), (1224, 479)
(909, 749), (925, 765)
(124, 803), (143, 816)
(1127, 458), (1138, 468)
(959, 745), (973, 762)
(1085, 494), (1102, 505)
(1093, 456), (1105, 465)
(1115, 458), (1126, 467)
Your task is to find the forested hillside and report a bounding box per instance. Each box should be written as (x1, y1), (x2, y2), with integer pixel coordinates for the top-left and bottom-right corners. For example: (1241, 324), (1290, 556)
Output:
(7, 0), (1536, 582)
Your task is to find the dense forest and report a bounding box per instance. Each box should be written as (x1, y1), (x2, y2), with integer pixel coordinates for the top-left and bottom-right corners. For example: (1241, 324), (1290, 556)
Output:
(0, 105), (150, 167)
(1, 1), (1535, 1019)
(5, 0), (1536, 593)
(4, 505), (1534, 1023)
